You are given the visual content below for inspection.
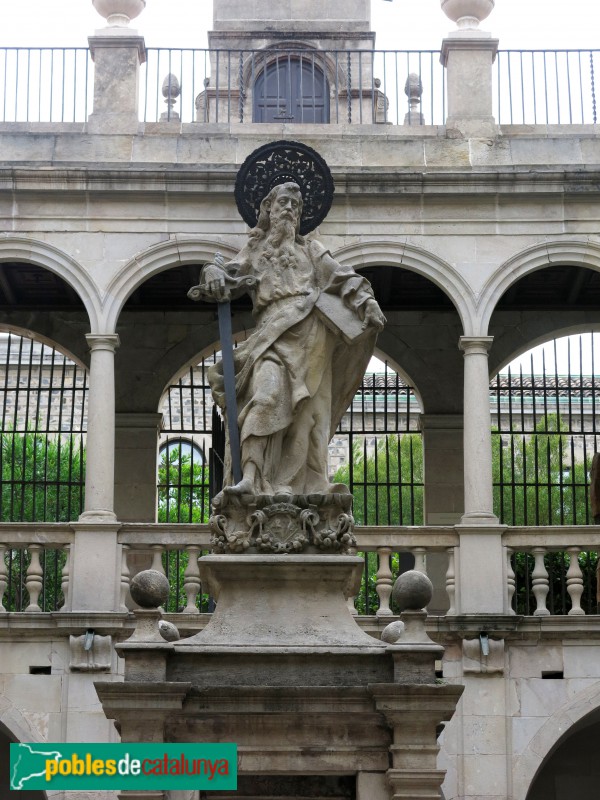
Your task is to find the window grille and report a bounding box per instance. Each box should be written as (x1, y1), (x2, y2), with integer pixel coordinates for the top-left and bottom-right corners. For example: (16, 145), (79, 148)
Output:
(0, 331), (88, 611)
(492, 334), (600, 614)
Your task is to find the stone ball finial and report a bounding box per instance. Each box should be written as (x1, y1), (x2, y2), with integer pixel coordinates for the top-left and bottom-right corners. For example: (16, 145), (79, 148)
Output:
(92, 0), (146, 27)
(441, 0), (495, 30)
(392, 570), (433, 611)
(130, 569), (169, 608)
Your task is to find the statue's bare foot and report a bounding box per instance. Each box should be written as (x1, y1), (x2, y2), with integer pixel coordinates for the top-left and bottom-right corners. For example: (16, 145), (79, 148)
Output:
(224, 478), (255, 496)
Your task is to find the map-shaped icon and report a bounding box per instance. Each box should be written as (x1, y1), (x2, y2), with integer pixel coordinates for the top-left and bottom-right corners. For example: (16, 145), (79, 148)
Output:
(11, 743), (63, 789)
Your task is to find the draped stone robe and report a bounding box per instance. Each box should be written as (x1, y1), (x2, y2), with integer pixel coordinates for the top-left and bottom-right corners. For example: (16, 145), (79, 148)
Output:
(206, 238), (379, 495)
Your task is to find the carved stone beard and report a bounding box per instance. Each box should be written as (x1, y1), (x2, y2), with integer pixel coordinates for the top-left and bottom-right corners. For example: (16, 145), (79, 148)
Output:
(259, 217), (299, 270)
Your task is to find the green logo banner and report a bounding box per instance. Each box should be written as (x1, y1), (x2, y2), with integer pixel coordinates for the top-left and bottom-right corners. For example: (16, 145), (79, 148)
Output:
(10, 742), (237, 791)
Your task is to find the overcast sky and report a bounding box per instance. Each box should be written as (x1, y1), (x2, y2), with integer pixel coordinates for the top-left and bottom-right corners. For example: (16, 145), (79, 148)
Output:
(2, 0), (599, 50)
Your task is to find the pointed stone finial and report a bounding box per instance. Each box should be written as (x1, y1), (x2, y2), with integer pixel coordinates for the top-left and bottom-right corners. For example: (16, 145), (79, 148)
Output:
(161, 73), (181, 121)
(441, 0), (495, 30)
(404, 72), (425, 125)
(92, 0), (146, 27)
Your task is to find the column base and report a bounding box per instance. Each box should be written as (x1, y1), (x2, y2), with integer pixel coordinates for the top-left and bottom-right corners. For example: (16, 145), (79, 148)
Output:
(78, 509), (118, 523)
(460, 510), (499, 525)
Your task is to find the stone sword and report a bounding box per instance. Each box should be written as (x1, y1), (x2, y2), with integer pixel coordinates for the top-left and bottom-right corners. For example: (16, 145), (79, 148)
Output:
(188, 252), (256, 486)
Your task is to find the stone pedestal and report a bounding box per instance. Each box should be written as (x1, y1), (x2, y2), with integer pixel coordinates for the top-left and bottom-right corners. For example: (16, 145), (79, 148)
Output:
(441, 33), (499, 137)
(87, 33), (146, 133)
(97, 551), (463, 800)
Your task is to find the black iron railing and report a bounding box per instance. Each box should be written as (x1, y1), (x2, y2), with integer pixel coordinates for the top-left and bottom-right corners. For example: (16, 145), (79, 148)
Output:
(1, 45), (599, 127)
(143, 47), (445, 125)
(0, 47), (92, 123)
(495, 49), (599, 125)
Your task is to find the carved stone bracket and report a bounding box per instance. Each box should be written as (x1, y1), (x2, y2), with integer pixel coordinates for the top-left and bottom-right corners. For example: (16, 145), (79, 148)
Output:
(210, 492), (356, 555)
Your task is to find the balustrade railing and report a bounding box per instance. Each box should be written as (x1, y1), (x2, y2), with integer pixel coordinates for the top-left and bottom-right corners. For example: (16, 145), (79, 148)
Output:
(143, 47), (445, 126)
(1, 45), (598, 128)
(2, 523), (600, 618)
(0, 524), (72, 611)
(0, 47), (92, 123)
(503, 528), (600, 615)
(495, 49), (600, 125)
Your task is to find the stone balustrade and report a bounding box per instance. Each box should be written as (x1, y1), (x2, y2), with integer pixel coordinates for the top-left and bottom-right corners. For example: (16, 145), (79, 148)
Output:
(2, 523), (600, 617)
(0, 524), (73, 612)
(503, 527), (600, 616)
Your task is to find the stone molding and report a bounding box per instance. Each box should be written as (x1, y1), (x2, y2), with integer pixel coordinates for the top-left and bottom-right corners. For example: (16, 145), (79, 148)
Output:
(88, 34), (147, 64)
(479, 238), (600, 333)
(0, 234), (101, 330)
(103, 238), (241, 332)
(333, 239), (474, 335)
(440, 35), (499, 67)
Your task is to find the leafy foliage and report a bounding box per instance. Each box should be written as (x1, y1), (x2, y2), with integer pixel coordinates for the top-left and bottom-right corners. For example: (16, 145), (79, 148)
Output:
(333, 433), (424, 526)
(493, 413), (589, 525)
(0, 430), (84, 611)
(333, 434), (424, 613)
(157, 444), (210, 524)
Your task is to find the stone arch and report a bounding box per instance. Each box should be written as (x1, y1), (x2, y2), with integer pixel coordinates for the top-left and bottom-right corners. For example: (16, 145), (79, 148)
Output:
(478, 238), (600, 334)
(103, 238), (241, 332)
(0, 322), (88, 369)
(242, 41), (343, 101)
(493, 323), (600, 374)
(513, 680), (600, 800)
(0, 716), (48, 799)
(332, 240), (475, 335)
(0, 234), (100, 332)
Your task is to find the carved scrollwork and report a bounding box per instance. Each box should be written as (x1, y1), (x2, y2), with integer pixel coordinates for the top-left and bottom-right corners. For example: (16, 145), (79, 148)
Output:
(313, 513), (357, 553)
(209, 494), (356, 555)
(210, 513), (252, 553)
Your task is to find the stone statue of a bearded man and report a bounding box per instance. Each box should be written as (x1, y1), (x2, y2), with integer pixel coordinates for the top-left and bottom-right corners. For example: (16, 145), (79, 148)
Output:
(203, 182), (385, 498)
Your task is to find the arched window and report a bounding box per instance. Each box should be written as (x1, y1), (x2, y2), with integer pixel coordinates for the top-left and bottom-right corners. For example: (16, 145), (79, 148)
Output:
(253, 56), (330, 123)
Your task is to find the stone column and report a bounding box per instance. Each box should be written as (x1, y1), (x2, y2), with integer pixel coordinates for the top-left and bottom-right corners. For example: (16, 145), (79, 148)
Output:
(421, 413), (464, 525)
(456, 336), (507, 614)
(420, 413), (464, 614)
(87, 32), (146, 133)
(81, 334), (120, 522)
(115, 413), (163, 522)
(458, 337), (497, 525)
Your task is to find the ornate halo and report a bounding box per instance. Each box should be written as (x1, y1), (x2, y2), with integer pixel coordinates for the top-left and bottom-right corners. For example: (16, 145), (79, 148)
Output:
(234, 140), (335, 235)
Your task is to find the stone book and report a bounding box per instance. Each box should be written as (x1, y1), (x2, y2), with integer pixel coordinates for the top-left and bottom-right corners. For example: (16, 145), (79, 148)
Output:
(314, 292), (371, 345)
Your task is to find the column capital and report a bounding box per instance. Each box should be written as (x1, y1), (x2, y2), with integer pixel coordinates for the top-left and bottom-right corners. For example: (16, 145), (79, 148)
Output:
(459, 335), (493, 355)
(86, 333), (121, 353)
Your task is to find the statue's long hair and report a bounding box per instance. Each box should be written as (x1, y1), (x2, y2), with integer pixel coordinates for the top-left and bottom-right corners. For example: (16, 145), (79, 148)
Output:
(248, 182), (306, 247)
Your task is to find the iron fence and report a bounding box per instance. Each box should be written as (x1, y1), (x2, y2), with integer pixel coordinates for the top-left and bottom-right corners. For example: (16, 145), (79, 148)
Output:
(1, 45), (599, 127)
(490, 339), (600, 526)
(0, 47), (92, 123)
(0, 331), (87, 610)
(159, 353), (423, 530)
(495, 49), (599, 125)
(0, 332), (87, 522)
(143, 47), (445, 126)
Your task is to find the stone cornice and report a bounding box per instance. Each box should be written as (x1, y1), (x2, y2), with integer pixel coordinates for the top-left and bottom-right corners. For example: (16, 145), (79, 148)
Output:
(2, 164), (600, 198)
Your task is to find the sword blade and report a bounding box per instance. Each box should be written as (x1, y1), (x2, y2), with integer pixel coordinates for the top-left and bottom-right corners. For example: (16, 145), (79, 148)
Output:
(217, 300), (242, 485)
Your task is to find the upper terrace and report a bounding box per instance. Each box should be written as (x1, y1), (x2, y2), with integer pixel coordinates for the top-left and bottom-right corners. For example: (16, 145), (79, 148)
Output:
(0, 0), (598, 137)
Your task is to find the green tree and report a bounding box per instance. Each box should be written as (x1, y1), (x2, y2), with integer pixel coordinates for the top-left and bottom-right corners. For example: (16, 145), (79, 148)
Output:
(333, 433), (424, 614)
(333, 433), (424, 526)
(1, 430), (84, 611)
(157, 445), (210, 524)
(493, 413), (589, 526)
